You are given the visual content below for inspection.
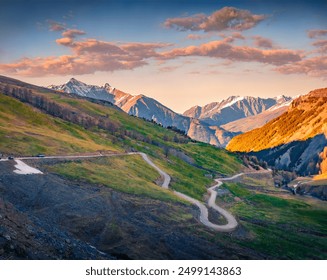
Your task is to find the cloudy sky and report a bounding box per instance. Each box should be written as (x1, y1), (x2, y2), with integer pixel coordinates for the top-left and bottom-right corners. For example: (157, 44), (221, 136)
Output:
(0, 0), (326, 112)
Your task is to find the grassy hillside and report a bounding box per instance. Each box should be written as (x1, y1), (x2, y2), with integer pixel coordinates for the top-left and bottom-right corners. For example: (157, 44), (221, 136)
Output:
(0, 78), (242, 202)
(227, 88), (327, 152)
(0, 94), (122, 155)
(45, 156), (184, 203)
(216, 174), (327, 259)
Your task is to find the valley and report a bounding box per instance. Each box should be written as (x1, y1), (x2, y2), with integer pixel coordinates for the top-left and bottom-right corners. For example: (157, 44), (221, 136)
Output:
(0, 75), (326, 260)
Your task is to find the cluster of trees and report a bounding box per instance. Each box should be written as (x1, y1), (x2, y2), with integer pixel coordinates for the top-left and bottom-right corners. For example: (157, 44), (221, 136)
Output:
(1, 85), (191, 154)
(2, 85), (120, 133)
(241, 154), (268, 170)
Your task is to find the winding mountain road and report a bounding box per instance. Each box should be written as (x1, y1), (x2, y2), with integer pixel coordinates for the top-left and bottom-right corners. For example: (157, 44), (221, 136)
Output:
(4, 152), (241, 232)
(131, 152), (240, 231)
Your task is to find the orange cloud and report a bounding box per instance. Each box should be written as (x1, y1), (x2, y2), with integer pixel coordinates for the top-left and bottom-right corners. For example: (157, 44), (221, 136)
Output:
(164, 7), (266, 32)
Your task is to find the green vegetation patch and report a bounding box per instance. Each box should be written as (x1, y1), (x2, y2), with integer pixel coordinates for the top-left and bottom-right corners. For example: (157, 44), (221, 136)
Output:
(48, 155), (186, 203)
(222, 182), (327, 259)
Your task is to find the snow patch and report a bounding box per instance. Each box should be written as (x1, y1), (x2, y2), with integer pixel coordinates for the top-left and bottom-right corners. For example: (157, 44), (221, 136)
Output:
(220, 96), (245, 109)
(204, 103), (221, 115)
(267, 101), (292, 111)
(13, 160), (43, 175)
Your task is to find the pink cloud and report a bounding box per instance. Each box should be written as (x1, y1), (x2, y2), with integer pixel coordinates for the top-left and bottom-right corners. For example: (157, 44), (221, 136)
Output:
(48, 20), (66, 32)
(187, 34), (204, 40)
(158, 65), (179, 72)
(275, 55), (327, 78)
(56, 37), (74, 46)
(186, 33), (217, 41)
(0, 37), (169, 76)
(307, 29), (327, 38)
(164, 7), (266, 32)
(164, 13), (206, 31)
(252, 36), (275, 49)
(275, 33), (327, 78)
(62, 29), (86, 38)
(231, 32), (245, 40)
(160, 39), (302, 66)
(312, 39), (327, 53)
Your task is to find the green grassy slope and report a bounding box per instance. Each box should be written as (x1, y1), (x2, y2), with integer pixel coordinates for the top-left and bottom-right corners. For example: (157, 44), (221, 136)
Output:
(46, 156), (184, 203)
(0, 94), (122, 155)
(0, 83), (242, 201)
(216, 178), (327, 259)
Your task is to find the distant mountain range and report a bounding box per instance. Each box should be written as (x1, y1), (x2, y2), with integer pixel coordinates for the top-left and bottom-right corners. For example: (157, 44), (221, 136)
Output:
(227, 88), (327, 176)
(183, 95), (293, 129)
(49, 78), (237, 146)
(49, 78), (293, 146)
(49, 78), (327, 176)
(49, 78), (191, 132)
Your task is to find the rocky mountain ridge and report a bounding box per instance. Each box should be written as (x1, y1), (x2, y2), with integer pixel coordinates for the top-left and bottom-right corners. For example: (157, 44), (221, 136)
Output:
(49, 78), (236, 146)
(49, 78), (292, 147)
(184, 95), (293, 126)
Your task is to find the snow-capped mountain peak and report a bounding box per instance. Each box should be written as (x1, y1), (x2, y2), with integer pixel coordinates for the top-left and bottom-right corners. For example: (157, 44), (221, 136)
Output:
(68, 77), (81, 83)
(274, 94), (292, 103)
(103, 82), (114, 93)
(48, 78), (191, 135)
(48, 78), (116, 101)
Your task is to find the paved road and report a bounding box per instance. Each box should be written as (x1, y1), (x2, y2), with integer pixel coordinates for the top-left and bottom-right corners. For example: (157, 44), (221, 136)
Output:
(4, 152), (242, 232)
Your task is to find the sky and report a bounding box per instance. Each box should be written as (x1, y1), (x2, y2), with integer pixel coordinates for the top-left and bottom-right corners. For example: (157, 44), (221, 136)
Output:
(0, 0), (326, 113)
